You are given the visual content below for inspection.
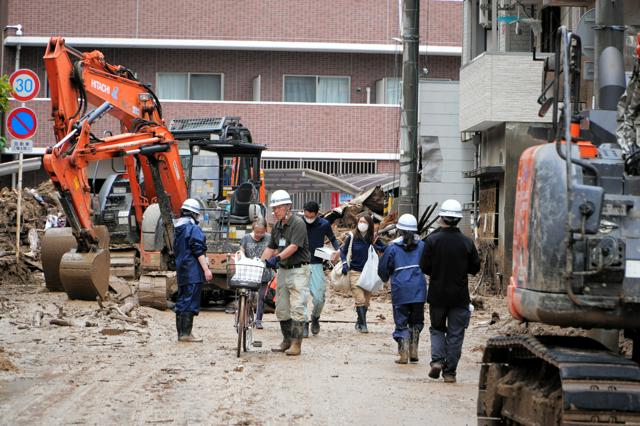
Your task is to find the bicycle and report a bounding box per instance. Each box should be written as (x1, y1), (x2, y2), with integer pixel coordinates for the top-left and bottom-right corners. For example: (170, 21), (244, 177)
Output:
(228, 259), (265, 358)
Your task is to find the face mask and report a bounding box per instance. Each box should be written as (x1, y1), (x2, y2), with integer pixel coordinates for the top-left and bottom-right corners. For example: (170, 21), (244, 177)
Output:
(357, 223), (369, 233)
(304, 216), (317, 224)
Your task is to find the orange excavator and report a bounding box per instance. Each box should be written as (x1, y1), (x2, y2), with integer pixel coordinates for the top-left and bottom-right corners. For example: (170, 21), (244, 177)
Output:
(40, 37), (188, 300)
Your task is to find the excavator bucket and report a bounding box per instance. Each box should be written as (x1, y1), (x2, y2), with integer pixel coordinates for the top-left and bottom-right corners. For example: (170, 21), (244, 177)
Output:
(42, 227), (77, 292)
(59, 248), (110, 300)
(42, 225), (111, 300)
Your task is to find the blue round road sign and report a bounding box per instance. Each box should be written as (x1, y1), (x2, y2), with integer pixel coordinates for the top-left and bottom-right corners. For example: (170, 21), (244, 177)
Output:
(6, 107), (38, 139)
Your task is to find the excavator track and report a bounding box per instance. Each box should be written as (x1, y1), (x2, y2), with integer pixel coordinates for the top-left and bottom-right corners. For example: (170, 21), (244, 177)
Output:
(478, 335), (640, 425)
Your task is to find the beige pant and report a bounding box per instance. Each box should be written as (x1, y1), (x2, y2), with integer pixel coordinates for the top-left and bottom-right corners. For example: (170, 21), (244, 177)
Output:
(349, 270), (371, 307)
(275, 264), (310, 322)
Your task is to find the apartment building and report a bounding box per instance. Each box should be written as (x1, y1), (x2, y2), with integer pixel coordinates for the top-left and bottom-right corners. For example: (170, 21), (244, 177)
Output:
(1, 0), (463, 208)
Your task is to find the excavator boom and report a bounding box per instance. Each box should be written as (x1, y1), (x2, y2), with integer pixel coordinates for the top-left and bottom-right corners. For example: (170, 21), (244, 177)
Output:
(41, 37), (188, 300)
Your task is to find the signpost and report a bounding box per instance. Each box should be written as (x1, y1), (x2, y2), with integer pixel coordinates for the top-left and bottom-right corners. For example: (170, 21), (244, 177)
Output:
(9, 69), (40, 102)
(7, 69), (39, 263)
(6, 107), (37, 140)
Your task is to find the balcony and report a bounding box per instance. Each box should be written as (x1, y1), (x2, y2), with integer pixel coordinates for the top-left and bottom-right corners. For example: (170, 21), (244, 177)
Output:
(459, 52), (551, 132)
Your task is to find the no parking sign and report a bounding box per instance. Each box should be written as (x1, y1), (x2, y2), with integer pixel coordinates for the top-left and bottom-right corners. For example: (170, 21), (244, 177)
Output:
(6, 107), (37, 139)
(9, 69), (40, 102)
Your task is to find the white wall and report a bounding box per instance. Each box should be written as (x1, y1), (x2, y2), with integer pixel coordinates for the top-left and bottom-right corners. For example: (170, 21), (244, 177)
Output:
(418, 80), (474, 216)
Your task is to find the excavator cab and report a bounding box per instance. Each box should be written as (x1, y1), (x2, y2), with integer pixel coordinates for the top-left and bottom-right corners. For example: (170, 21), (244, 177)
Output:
(168, 117), (267, 301)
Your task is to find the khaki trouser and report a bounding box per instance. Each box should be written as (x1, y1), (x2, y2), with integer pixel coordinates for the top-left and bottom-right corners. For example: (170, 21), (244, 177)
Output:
(349, 270), (371, 307)
(275, 264), (311, 322)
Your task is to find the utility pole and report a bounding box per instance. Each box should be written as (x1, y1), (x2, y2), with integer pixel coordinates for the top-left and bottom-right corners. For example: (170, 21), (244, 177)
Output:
(397, 0), (419, 217)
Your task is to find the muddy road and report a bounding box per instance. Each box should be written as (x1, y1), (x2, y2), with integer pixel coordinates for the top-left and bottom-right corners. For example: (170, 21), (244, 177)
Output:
(0, 276), (510, 425)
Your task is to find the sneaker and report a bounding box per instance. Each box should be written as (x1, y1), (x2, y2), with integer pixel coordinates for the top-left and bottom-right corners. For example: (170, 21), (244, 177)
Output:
(428, 362), (443, 379)
(443, 374), (456, 383)
(255, 320), (263, 329)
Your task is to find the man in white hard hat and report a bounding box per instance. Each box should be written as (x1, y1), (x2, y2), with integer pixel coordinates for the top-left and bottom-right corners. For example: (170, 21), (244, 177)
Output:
(261, 190), (311, 356)
(173, 198), (213, 343)
(420, 199), (480, 382)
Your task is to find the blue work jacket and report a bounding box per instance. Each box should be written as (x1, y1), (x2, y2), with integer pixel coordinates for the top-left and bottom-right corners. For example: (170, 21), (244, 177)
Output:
(173, 217), (208, 285)
(378, 238), (427, 305)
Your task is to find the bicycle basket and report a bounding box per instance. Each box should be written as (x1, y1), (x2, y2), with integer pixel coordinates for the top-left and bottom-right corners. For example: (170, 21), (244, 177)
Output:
(229, 259), (265, 291)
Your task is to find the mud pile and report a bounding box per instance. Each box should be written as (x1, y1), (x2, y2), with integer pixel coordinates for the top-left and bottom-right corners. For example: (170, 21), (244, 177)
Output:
(0, 181), (62, 286)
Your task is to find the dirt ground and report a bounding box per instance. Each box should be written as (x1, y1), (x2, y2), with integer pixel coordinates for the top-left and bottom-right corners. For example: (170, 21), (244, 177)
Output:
(0, 274), (513, 426)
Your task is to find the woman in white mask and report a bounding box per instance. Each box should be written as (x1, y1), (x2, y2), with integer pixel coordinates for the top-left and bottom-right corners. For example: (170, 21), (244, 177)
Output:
(339, 213), (386, 333)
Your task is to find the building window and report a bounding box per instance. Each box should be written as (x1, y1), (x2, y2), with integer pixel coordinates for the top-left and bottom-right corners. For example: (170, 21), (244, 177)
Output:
(375, 78), (401, 105)
(156, 73), (223, 100)
(283, 75), (350, 103)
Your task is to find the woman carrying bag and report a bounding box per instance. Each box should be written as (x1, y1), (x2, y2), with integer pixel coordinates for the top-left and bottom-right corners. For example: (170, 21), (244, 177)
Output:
(340, 213), (386, 333)
(378, 214), (427, 364)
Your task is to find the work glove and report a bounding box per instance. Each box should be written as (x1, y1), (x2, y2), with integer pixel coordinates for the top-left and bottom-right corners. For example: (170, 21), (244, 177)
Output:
(265, 256), (280, 270)
(342, 263), (348, 275)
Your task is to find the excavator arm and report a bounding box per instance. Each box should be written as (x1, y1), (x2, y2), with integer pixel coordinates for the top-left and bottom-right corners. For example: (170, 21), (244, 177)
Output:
(41, 37), (188, 300)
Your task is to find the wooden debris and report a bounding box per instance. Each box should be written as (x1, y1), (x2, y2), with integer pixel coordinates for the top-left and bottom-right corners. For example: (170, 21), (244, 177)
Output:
(138, 272), (175, 310)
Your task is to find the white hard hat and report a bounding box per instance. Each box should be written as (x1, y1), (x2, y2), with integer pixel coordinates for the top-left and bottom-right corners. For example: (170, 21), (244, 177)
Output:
(396, 213), (418, 232)
(181, 198), (201, 215)
(438, 199), (463, 218)
(270, 190), (292, 207)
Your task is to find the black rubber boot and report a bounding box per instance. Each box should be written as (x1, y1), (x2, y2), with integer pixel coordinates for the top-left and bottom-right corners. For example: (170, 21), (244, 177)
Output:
(303, 321), (309, 338)
(180, 313), (203, 343)
(395, 338), (409, 364)
(176, 313), (183, 340)
(286, 321), (304, 356)
(311, 316), (320, 335)
(409, 326), (420, 363)
(272, 319), (292, 352)
(356, 306), (369, 333)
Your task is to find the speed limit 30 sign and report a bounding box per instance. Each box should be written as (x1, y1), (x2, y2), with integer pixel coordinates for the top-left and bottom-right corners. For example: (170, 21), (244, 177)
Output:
(9, 69), (41, 102)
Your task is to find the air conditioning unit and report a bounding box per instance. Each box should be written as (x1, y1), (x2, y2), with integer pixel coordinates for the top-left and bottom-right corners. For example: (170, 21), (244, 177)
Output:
(479, 0), (492, 29)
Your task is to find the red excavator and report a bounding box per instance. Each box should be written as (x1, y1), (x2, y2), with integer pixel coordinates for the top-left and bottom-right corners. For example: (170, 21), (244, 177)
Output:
(40, 37), (188, 300)
(40, 38), (268, 304)
(477, 12), (640, 426)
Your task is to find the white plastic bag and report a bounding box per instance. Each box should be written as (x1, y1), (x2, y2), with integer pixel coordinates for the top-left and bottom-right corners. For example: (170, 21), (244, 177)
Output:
(357, 245), (383, 293)
(231, 251), (265, 284)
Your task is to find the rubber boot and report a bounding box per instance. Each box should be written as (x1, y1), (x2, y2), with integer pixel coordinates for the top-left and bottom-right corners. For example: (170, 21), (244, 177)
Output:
(286, 321), (303, 356)
(176, 313), (183, 341)
(395, 338), (409, 364)
(271, 319), (292, 352)
(409, 326), (420, 363)
(303, 321), (310, 338)
(179, 313), (203, 343)
(356, 306), (368, 333)
(355, 307), (362, 331)
(311, 315), (320, 335)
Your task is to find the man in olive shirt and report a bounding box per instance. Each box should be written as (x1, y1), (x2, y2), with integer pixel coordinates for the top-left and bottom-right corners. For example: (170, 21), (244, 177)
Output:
(261, 190), (311, 356)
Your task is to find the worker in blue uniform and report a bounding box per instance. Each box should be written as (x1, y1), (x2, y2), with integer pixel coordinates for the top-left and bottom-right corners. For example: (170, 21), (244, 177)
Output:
(378, 214), (427, 364)
(173, 198), (213, 343)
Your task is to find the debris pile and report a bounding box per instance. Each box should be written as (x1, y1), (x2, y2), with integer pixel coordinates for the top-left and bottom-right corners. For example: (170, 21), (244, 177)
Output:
(0, 180), (63, 285)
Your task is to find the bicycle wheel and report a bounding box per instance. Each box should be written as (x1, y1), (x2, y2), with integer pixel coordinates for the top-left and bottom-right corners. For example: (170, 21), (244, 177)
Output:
(243, 296), (254, 352)
(236, 294), (246, 358)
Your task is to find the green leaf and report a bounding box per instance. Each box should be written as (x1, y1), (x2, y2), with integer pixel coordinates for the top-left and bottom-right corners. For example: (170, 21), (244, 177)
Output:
(0, 74), (11, 112)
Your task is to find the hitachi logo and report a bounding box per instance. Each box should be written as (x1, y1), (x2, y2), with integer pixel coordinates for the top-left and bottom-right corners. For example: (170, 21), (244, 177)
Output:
(91, 80), (110, 94)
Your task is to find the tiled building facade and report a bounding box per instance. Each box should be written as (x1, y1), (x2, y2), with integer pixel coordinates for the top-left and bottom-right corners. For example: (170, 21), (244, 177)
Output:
(1, 0), (462, 183)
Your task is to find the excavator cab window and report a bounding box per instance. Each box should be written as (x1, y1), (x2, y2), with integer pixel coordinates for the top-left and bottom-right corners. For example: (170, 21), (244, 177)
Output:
(189, 150), (221, 202)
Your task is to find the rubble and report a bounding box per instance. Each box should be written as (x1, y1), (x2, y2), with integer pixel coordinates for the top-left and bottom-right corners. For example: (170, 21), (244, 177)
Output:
(0, 181), (63, 286)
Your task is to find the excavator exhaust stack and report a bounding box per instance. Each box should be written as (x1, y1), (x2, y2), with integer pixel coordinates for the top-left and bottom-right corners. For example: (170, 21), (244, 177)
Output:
(42, 225), (111, 300)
